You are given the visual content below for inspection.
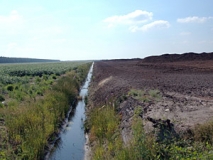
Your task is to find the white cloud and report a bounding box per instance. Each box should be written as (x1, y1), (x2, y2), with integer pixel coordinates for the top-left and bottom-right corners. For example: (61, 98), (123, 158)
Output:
(130, 20), (170, 32)
(103, 10), (153, 27)
(177, 16), (213, 23)
(103, 10), (170, 32)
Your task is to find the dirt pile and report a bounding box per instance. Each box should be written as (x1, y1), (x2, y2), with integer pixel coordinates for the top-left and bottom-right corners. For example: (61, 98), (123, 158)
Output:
(142, 52), (213, 63)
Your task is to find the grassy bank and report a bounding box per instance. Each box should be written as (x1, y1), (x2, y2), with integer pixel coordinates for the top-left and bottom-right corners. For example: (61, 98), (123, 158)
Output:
(0, 62), (91, 159)
(86, 90), (213, 160)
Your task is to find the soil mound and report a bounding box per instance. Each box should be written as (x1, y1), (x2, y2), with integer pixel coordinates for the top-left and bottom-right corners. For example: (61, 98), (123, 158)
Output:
(142, 52), (213, 63)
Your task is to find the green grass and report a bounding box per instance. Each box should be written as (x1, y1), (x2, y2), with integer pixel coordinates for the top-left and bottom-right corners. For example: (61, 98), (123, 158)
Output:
(193, 120), (213, 144)
(0, 61), (91, 103)
(86, 105), (119, 143)
(128, 89), (161, 102)
(86, 105), (157, 160)
(86, 105), (122, 160)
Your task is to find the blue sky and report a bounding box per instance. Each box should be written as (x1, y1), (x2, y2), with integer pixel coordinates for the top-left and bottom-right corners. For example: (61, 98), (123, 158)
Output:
(0, 0), (213, 60)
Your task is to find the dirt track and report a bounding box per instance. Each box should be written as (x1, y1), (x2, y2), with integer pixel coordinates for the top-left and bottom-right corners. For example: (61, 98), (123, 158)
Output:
(89, 58), (213, 139)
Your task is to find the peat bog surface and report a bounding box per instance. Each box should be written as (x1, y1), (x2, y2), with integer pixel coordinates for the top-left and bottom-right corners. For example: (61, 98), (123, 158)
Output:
(88, 53), (213, 137)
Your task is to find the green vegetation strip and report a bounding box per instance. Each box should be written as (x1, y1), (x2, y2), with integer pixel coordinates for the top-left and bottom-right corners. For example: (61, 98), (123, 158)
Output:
(0, 62), (92, 159)
(86, 90), (213, 160)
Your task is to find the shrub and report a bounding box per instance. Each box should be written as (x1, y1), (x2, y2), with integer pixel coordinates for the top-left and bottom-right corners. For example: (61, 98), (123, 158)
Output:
(36, 90), (43, 96)
(51, 74), (57, 79)
(6, 85), (14, 91)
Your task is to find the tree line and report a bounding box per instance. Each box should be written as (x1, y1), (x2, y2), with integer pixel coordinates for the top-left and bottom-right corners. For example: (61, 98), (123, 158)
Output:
(0, 57), (60, 63)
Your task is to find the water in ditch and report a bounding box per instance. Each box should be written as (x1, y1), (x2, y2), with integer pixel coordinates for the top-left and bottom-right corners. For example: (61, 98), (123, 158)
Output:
(46, 63), (93, 160)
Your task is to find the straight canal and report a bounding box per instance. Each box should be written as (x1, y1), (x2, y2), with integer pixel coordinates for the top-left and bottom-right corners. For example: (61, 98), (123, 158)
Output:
(45, 63), (93, 160)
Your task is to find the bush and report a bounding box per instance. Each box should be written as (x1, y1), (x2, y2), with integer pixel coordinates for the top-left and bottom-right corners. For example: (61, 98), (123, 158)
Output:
(51, 75), (57, 80)
(6, 85), (14, 91)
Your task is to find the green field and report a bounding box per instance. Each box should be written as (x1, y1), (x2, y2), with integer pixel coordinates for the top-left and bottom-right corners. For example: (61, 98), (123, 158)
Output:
(0, 61), (92, 159)
(0, 62), (89, 102)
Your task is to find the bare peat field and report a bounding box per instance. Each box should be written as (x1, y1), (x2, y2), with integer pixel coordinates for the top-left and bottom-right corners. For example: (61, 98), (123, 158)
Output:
(86, 53), (213, 159)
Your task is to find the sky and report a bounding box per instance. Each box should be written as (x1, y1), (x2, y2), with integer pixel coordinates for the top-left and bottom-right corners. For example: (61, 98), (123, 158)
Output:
(0, 0), (213, 60)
